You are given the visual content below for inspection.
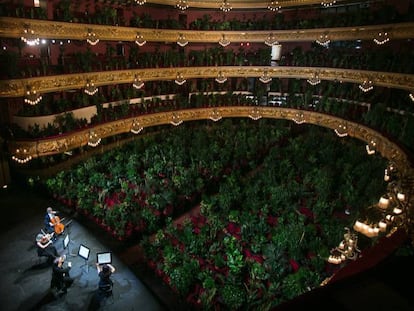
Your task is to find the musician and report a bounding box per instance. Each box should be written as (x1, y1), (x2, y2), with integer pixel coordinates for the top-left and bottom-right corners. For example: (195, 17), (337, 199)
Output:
(51, 255), (74, 294)
(96, 263), (115, 285)
(36, 232), (59, 263)
(44, 207), (56, 234)
(44, 206), (65, 236)
(89, 263), (116, 310)
(96, 263), (115, 306)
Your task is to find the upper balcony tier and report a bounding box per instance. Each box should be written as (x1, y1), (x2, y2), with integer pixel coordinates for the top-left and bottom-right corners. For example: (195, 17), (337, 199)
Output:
(1, 17), (413, 44)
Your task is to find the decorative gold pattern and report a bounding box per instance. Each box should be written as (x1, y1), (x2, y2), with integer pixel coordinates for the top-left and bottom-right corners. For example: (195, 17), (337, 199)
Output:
(8, 107), (413, 172)
(1, 17), (413, 44)
(126, 0), (356, 9)
(1, 67), (413, 97)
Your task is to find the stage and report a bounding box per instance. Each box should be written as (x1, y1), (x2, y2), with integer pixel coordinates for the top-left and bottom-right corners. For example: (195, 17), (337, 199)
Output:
(0, 184), (164, 311)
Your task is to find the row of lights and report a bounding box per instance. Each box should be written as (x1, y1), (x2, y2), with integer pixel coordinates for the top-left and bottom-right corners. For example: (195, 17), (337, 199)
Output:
(321, 1), (336, 8)
(327, 227), (360, 264)
(134, 33), (281, 48)
(20, 28), (391, 49)
(24, 76), (413, 105)
(354, 163), (411, 240)
(130, 1), (338, 11)
(292, 113), (350, 140)
(328, 154), (413, 265)
(10, 107), (411, 164)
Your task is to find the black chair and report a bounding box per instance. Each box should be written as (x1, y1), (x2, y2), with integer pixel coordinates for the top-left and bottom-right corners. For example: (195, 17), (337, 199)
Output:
(98, 282), (114, 306)
(31, 244), (52, 266)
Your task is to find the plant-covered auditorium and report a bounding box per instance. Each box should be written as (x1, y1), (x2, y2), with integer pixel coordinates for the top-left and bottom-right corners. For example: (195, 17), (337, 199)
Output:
(0, 0), (413, 310)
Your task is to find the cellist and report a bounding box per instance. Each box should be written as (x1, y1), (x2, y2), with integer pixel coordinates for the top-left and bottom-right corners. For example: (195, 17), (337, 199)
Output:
(44, 206), (65, 236)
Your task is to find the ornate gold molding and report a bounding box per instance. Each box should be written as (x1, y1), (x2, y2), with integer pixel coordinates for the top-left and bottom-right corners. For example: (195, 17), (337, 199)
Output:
(1, 17), (413, 43)
(1, 66), (413, 97)
(8, 107), (413, 172)
(149, 0), (349, 9)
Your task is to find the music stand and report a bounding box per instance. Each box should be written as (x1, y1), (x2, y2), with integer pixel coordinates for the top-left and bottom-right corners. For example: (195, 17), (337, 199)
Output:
(78, 244), (91, 273)
(63, 233), (77, 257)
(63, 219), (74, 240)
(97, 252), (112, 265)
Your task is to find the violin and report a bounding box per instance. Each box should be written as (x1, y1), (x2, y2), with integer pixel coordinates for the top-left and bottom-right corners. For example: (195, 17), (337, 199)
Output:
(39, 230), (55, 242)
(51, 214), (65, 235)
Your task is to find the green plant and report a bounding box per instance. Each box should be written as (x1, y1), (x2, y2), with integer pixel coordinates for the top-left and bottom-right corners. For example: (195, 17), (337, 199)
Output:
(220, 283), (246, 310)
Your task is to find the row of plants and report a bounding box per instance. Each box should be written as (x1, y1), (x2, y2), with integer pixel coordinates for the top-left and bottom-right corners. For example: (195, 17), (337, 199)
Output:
(3, 1), (411, 31)
(44, 120), (388, 309)
(6, 39), (413, 79)
(11, 79), (414, 156)
(187, 5), (411, 30)
(44, 119), (283, 239)
(280, 44), (414, 74)
(139, 123), (387, 310)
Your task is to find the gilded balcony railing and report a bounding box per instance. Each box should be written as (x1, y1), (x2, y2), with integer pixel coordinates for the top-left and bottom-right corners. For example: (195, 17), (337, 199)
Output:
(8, 107), (414, 171)
(1, 17), (413, 44)
(1, 67), (413, 98)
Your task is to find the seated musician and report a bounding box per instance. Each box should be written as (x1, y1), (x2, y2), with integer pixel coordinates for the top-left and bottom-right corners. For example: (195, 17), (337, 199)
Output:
(36, 232), (59, 263)
(44, 206), (65, 236)
(96, 263), (115, 290)
(95, 263), (116, 305)
(44, 207), (56, 234)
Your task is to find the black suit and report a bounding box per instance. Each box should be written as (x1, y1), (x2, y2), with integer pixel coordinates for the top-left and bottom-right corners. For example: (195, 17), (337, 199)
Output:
(51, 263), (73, 292)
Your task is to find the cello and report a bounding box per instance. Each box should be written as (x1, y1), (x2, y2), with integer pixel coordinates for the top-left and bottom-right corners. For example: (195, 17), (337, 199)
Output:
(51, 214), (65, 235)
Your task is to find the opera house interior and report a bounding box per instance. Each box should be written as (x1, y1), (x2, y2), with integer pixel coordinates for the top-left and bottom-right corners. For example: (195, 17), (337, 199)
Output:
(0, 0), (414, 310)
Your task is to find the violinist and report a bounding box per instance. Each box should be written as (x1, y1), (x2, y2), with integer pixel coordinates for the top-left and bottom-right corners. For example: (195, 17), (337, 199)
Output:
(51, 255), (74, 294)
(44, 207), (65, 235)
(36, 232), (59, 263)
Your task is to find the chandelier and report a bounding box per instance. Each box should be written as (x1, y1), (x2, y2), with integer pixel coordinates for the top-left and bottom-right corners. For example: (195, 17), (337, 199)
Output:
(267, 1), (281, 12)
(328, 227), (360, 264)
(248, 107), (262, 121)
(170, 113), (183, 126)
(84, 80), (98, 96)
(359, 80), (374, 92)
(334, 123), (348, 137)
(135, 33), (146, 46)
(131, 120), (143, 134)
(292, 112), (306, 124)
(132, 76), (144, 89)
(209, 109), (222, 122)
(259, 70), (272, 84)
(218, 34), (231, 47)
(88, 131), (101, 147)
(366, 139), (376, 155)
(174, 73), (186, 85)
(374, 31), (390, 45)
(220, 0), (232, 12)
(12, 148), (32, 164)
(316, 33), (330, 47)
(321, 1), (336, 8)
(307, 72), (321, 86)
(135, 0), (146, 4)
(215, 71), (227, 84)
(176, 0), (189, 10)
(24, 87), (42, 105)
(177, 33), (188, 47)
(264, 33), (279, 46)
(86, 29), (99, 45)
(21, 26), (40, 46)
